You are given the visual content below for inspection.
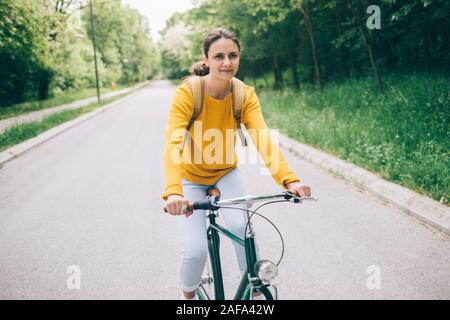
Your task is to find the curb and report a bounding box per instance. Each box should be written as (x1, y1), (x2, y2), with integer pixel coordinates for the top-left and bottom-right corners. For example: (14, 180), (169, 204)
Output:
(0, 84), (147, 167)
(279, 134), (450, 235)
(0, 81), (149, 134)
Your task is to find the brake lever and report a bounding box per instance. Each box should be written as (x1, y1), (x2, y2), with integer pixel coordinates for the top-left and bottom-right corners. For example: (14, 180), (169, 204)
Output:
(283, 190), (319, 203)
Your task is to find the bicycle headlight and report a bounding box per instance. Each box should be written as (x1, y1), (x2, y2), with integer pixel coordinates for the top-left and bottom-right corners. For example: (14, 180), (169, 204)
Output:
(254, 260), (278, 283)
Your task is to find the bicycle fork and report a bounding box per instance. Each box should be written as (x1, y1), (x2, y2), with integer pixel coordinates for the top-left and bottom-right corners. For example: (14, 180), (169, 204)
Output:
(207, 211), (225, 300)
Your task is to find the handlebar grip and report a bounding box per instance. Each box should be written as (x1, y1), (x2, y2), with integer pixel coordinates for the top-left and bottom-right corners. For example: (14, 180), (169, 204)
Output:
(193, 199), (213, 210)
(163, 196), (220, 213)
(163, 202), (194, 214)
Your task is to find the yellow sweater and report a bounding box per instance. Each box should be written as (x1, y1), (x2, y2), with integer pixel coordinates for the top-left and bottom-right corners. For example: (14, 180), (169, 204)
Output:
(162, 82), (300, 200)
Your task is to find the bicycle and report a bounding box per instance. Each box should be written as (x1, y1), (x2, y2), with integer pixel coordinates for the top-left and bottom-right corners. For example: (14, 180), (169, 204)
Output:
(178, 188), (318, 300)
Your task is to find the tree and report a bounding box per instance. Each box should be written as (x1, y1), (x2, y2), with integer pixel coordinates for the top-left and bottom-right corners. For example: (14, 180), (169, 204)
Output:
(347, 0), (382, 90)
(83, 0), (158, 85)
(294, 0), (323, 88)
(0, 0), (52, 105)
(159, 21), (195, 79)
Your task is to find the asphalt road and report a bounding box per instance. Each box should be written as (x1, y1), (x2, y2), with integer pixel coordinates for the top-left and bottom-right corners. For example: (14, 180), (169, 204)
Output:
(0, 81), (449, 299)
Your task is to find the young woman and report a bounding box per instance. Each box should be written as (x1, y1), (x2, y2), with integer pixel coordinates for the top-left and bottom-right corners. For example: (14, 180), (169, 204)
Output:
(162, 28), (311, 300)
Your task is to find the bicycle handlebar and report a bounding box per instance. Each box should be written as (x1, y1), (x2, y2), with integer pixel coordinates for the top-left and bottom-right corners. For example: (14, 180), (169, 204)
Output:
(163, 191), (318, 213)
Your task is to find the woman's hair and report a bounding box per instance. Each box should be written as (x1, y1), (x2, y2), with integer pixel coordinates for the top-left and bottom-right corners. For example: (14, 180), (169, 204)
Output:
(191, 28), (241, 76)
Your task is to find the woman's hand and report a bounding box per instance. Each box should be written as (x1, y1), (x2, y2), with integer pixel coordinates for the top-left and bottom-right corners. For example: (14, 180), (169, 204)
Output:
(165, 195), (193, 217)
(286, 181), (311, 197)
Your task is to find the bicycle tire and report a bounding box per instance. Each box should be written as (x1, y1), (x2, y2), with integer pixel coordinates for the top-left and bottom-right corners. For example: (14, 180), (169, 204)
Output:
(258, 285), (274, 300)
(243, 284), (274, 300)
(197, 257), (214, 300)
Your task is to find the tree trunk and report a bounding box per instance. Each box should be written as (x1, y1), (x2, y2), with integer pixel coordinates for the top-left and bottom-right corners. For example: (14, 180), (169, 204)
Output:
(38, 69), (51, 101)
(421, 8), (431, 73)
(414, 42), (420, 72)
(334, 5), (346, 78)
(259, 60), (270, 88)
(290, 41), (300, 90)
(384, 37), (395, 70)
(285, 17), (300, 90)
(299, 3), (322, 89)
(272, 54), (283, 89)
(271, 55), (279, 89)
(348, 0), (382, 91)
(443, 19), (450, 67)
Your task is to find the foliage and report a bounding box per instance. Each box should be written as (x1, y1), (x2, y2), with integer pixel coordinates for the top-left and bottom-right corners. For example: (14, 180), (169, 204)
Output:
(83, 0), (158, 85)
(0, 0), (52, 105)
(259, 72), (450, 203)
(159, 0), (450, 87)
(0, 0), (159, 107)
(159, 20), (195, 79)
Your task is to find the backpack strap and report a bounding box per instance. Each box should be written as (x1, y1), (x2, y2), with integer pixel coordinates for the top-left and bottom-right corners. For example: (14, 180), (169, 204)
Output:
(231, 77), (248, 147)
(186, 76), (204, 132)
(182, 76), (248, 150)
(180, 76), (204, 150)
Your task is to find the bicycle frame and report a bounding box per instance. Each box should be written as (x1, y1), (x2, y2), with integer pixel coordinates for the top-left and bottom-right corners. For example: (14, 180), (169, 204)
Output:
(188, 191), (317, 300)
(197, 207), (274, 300)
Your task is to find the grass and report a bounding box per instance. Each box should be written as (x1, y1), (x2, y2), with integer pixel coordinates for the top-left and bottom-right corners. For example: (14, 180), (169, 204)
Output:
(170, 79), (183, 86)
(255, 72), (450, 204)
(0, 92), (131, 152)
(0, 84), (128, 120)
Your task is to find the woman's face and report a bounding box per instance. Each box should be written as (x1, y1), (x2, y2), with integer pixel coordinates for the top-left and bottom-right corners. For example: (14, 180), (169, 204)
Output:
(204, 37), (240, 81)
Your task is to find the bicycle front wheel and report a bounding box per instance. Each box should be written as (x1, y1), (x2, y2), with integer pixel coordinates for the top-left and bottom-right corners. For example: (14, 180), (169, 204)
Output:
(243, 285), (274, 300)
(197, 257), (214, 300)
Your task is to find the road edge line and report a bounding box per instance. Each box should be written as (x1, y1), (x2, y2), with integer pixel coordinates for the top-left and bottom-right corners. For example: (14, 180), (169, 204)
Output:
(0, 85), (147, 167)
(279, 133), (450, 235)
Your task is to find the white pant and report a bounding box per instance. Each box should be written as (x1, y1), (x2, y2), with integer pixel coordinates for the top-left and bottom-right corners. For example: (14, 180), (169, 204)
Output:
(177, 168), (259, 292)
